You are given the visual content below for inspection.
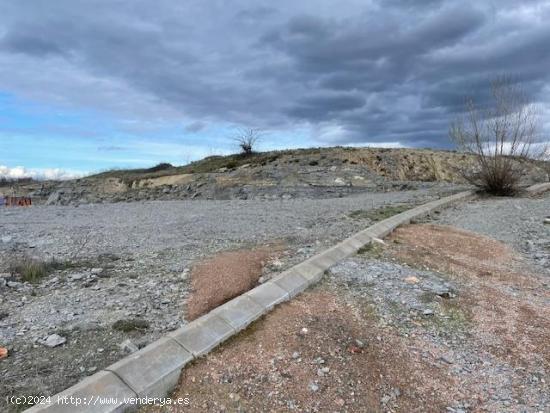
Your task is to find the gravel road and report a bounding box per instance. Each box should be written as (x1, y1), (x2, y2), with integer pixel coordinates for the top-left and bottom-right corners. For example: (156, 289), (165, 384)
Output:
(1, 188), (451, 259)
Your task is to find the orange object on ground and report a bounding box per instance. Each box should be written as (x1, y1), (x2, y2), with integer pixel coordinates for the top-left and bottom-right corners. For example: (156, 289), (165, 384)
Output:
(0, 347), (8, 360)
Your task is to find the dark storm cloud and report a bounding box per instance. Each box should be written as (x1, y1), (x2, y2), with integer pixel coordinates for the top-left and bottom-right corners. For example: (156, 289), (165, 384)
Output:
(184, 121), (206, 133)
(0, 0), (549, 147)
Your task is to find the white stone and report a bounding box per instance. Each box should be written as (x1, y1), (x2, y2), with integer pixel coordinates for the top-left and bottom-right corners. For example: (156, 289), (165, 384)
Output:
(44, 334), (66, 347)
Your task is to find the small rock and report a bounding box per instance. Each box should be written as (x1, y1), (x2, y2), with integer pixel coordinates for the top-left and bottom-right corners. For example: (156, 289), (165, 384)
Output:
(354, 339), (366, 348)
(119, 339), (139, 354)
(438, 356), (453, 364)
(1, 236), (12, 243)
(308, 382), (319, 392)
(7, 281), (21, 288)
(43, 334), (66, 348)
(317, 367), (330, 376)
(436, 288), (455, 299)
(391, 387), (401, 398)
(299, 327), (309, 336)
(90, 268), (103, 275)
(87, 366), (97, 373)
(381, 394), (391, 405)
(423, 309), (434, 316)
(543, 218), (550, 225)
(69, 273), (85, 281)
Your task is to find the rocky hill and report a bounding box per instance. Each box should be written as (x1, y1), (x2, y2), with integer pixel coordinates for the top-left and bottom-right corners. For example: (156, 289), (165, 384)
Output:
(2, 147), (548, 205)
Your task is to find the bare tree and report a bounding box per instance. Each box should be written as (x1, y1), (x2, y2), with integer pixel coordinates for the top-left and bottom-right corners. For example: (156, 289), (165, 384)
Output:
(234, 128), (261, 156)
(450, 76), (548, 195)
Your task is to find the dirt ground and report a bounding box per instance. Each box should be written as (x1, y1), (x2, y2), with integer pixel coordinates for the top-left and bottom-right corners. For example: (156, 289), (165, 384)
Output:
(142, 223), (549, 413)
(144, 288), (454, 413)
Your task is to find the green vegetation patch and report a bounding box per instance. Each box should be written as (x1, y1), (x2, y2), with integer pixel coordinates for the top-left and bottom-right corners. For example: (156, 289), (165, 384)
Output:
(112, 318), (150, 332)
(9, 258), (77, 283)
(423, 301), (472, 334)
(356, 242), (385, 258)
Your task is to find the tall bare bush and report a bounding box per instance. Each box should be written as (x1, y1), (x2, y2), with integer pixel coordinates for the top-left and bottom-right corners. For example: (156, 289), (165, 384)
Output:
(450, 77), (547, 195)
(234, 128), (261, 156)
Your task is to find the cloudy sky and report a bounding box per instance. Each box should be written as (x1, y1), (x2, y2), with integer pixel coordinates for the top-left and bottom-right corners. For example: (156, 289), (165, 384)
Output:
(1, 0), (550, 178)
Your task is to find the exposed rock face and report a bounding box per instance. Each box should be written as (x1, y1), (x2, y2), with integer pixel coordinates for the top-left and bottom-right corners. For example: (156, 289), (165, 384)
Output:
(3, 147), (547, 205)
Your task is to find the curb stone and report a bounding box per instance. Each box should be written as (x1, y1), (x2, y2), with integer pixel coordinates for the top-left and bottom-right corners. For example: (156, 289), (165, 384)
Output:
(24, 188), (482, 413)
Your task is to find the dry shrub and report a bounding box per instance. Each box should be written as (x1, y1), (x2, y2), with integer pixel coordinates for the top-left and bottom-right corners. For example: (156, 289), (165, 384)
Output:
(450, 76), (548, 195)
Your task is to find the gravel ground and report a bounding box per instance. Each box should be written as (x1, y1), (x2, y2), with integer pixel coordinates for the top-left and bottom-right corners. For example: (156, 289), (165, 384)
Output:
(324, 193), (550, 412)
(433, 193), (550, 274)
(0, 187), (452, 411)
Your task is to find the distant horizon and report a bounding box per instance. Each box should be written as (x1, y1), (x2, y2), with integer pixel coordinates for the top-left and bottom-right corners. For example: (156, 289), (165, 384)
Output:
(1, 1), (549, 179)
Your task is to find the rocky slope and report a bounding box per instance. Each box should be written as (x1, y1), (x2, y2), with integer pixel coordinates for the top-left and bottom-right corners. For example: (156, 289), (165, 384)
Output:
(2, 147), (547, 205)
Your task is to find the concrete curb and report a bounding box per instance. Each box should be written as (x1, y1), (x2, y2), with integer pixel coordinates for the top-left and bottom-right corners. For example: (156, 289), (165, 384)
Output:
(25, 189), (476, 413)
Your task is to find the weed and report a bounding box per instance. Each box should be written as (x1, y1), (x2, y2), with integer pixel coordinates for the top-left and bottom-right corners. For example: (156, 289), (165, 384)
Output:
(357, 242), (384, 258)
(112, 318), (150, 332)
(9, 257), (80, 283)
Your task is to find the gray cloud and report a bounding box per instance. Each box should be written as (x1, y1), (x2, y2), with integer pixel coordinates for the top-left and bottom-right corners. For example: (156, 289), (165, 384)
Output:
(0, 0), (549, 148)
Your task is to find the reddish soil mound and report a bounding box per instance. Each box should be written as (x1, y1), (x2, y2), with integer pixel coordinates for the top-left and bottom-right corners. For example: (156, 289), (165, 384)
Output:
(186, 246), (278, 321)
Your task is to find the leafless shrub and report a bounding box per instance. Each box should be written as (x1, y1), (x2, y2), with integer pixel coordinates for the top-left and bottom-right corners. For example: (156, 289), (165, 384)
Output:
(450, 76), (548, 195)
(234, 128), (261, 156)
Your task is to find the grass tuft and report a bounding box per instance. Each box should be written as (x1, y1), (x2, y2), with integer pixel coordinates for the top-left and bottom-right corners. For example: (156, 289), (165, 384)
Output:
(9, 257), (78, 283)
(112, 318), (150, 332)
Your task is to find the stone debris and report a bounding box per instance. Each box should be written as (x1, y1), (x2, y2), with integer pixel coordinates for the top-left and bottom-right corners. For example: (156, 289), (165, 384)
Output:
(119, 339), (139, 354)
(43, 334), (66, 348)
